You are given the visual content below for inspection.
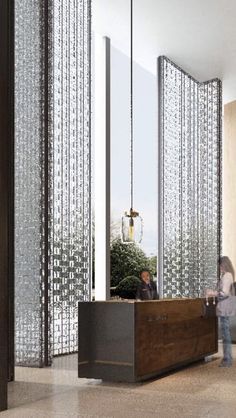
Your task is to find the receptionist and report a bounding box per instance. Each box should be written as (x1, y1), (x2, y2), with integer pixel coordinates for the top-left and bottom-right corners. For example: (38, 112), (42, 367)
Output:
(136, 269), (159, 300)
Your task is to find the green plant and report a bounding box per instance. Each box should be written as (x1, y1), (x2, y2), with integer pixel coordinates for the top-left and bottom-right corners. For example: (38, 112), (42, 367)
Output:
(115, 275), (141, 299)
(147, 255), (157, 277)
(110, 238), (149, 287)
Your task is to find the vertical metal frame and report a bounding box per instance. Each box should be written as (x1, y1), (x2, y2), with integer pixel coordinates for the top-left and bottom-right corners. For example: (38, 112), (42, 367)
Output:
(43, 0), (50, 367)
(158, 56), (222, 298)
(0, 0), (14, 409)
(8, 0), (15, 383)
(217, 80), (223, 277)
(157, 57), (164, 298)
(94, 35), (111, 301)
(105, 37), (111, 300)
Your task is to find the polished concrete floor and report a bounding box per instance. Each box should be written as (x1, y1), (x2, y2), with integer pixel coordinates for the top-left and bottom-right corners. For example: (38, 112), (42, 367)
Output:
(2, 344), (236, 418)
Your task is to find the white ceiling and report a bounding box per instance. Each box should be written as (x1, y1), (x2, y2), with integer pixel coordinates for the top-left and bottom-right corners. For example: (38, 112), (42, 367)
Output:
(93, 0), (236, 104)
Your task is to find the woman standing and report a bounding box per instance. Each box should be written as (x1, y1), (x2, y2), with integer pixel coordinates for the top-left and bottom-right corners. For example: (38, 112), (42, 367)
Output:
(208, 256), (235, 367)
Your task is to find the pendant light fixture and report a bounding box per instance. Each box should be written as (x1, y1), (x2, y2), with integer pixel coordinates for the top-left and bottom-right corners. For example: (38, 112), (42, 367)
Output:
(121, 0), (143, 244)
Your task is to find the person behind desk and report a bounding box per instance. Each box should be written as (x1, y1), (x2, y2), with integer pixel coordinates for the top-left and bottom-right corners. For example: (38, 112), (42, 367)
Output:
(136, 269), (159, 300)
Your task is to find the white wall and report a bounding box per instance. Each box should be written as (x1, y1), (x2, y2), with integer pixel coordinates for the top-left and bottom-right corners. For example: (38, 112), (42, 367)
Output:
(223, 101), (236, 270)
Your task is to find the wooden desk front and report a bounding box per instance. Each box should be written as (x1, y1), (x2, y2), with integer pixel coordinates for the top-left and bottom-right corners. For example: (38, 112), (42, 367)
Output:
(78, 299), (217, 382)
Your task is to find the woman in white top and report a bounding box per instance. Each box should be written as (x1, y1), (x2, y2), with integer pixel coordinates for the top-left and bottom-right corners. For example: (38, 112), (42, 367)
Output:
(212, 256), (235, 367)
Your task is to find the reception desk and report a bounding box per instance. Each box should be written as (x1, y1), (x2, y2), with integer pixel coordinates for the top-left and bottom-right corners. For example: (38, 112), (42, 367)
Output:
(78, 299), (217, 382)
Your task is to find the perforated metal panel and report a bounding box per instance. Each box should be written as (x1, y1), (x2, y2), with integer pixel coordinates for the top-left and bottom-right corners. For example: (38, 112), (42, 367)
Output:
(158, 56), (221, 298)
(15, 0), (46, 366)
(15, 0), (91, 365)
(49, 0), (91, 356)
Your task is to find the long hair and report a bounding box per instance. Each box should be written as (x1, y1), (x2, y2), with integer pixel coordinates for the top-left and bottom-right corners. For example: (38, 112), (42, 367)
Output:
(219, 256), (235, 281)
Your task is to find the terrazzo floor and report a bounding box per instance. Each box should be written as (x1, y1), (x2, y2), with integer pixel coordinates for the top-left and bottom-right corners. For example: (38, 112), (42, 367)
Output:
(2, 344), (236, 418)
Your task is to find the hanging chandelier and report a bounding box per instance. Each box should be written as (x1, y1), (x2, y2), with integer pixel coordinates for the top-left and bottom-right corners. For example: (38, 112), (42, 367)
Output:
(121, 0), (143, 244)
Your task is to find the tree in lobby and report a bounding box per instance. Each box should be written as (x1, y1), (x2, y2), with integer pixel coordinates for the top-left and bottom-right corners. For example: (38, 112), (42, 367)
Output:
(110, 238), (156, 287)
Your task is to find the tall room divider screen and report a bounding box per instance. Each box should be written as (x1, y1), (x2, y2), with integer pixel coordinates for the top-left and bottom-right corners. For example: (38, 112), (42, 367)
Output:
(15, 0), (91, 366)
(158, 56), (222, 298)
(15, 0), (47, 367)
(49, 0), (91, 357)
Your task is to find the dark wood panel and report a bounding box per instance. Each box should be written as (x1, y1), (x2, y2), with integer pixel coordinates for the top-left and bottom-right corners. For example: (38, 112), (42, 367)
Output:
(135, 299), (217, 378)
(0, 0), (14, 410)
(78, 300), (217, 383)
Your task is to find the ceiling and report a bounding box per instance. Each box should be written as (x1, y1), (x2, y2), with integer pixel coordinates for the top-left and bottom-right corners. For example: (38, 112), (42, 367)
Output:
(93, 0), (236, 104)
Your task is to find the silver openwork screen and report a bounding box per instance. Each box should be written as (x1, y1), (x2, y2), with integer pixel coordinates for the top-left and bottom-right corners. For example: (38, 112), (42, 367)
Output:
(15, 0), (91, 366)
(158, 56), (221, 298)
(49, 0), (91, 356)
(15, 0), (46, 366)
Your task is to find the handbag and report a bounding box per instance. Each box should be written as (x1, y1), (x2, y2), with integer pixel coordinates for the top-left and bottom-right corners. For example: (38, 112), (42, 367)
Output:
(202, 297), (216, 318)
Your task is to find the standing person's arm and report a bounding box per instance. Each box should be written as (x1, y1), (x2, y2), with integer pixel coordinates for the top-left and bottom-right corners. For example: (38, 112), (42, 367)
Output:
(220, 272), (233, 297)
(207, 273), (233, 298)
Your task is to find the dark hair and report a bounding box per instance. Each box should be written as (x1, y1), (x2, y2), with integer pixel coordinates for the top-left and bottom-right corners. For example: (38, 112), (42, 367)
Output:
(219, 256), (235, 281)
(139, 269), (152, 278)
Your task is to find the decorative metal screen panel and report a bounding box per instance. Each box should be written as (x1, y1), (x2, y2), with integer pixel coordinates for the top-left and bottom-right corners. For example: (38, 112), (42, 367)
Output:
(15, 0), (91, 365)
(15, 0), (46, 366)
(49, 0), (91, 356)
(158, 56), (221, 298)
